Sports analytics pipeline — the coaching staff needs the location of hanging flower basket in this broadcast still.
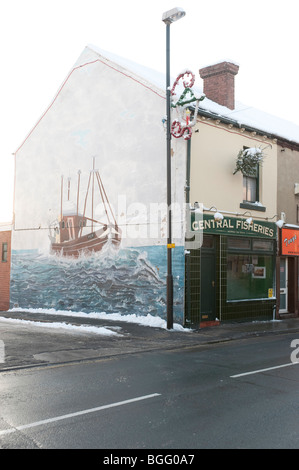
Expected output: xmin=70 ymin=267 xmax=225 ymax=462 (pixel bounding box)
xmin=233 ymin=147 xmax=265 ymax=176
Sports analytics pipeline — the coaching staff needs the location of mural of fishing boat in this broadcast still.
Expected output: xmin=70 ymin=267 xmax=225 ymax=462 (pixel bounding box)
xmin=49 ymin=158 xmax=121 ymax=257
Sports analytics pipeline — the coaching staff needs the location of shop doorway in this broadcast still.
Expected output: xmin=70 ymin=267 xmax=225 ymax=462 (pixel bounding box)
xmin=279 ymin=258 xmax=288 ymax=313
xmin=200 ymin=236 xmax=216 ymax=321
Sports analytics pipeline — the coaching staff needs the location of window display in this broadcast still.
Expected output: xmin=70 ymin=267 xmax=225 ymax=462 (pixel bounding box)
xmin=227 ymin=237 xmax=274 ymax=301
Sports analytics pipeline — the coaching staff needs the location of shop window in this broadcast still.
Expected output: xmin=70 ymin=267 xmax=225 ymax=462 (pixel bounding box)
xmin=252 ymin=239 xmax=274 ymax=251
xmin=227 ymin=237 xmax=274 ymax=301
xmin=228 ymin=237 xmax=251 ymax=250
xmin=2 ymin=243 xmax=8 ymax=262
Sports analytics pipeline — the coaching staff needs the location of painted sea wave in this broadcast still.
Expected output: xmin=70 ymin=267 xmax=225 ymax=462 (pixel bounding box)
xmin=10 ymin=244 xmax=185 ymax=322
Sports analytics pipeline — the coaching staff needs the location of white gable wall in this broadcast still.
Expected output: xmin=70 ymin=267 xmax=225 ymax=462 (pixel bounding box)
xmin=11 ymin=46 xmax=187 ymax=322
xmin=13 ymin=46 xmax=186 ymax=250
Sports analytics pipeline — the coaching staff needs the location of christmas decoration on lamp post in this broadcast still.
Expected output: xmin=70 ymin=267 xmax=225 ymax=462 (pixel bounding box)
xmin=170 ymin=70 xmax=205 ymax=141
xmin=162 ymin=7 xmax=186 ymax=330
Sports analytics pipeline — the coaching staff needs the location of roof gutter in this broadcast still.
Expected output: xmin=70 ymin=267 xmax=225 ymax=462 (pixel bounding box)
xmin=192 ymin=105 xmax=299 ymax=151
xmin=195 ymin=106 xmax=276 ymax=140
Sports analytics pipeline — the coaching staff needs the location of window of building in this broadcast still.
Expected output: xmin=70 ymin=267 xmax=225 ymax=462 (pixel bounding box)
xmin=2 ymin=243 xmax=8 ymax=262
xmin=239 ymin=146 xmax=266 ymax=212
xmin=228 ymin=237 xmax=251 ymax=250
xmin=227 ymin=237 xmax=275 ymax=301
xmin=243 ymin=175 xmax=257 ymax=202
xmin=243 ymin=164 xmax=259 ymax=203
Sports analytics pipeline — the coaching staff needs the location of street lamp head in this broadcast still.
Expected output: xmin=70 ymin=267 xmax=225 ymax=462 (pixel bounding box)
xmin=162 ymin=7 xmax=186 ymax=24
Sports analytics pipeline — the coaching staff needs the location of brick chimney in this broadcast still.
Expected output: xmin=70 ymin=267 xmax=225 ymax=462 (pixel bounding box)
xmin=199 ymin=61 xmax=239 ymax=110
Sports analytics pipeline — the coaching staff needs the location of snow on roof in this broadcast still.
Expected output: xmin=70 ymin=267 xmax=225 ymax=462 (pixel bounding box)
xmin=88 ymin=44 xmax=299 ymax=145
xmin=87 ymin=44 xmax=166 ymax=94
xmin=200 ymin=97 xmax=299 ymax=144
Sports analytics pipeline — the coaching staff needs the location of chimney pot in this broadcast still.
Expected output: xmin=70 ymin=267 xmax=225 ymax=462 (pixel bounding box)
xmin=199 ymin=61 xmax=239 ymax=110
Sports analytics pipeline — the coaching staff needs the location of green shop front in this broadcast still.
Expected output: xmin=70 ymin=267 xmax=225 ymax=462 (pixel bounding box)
xmin=185 ymin=214 xmax=277 ymax=327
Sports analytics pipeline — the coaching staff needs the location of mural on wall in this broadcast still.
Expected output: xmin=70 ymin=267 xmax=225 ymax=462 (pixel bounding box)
xmin=11 ymin=244 xmax=184 ymax=318
xmin=49 ymin=157 xmax=121 ymax=258
xmin=11 ymin=159 xmax=185 ymax=322
xmin=11 ymin=165 xmax=184 ymax=320
xmin=10 ymin=46 xmax=186 ymax=323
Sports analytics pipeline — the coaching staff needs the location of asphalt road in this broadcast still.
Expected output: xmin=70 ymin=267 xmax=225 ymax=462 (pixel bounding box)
xmin=0 ymin=331 xmax=298 ymax=450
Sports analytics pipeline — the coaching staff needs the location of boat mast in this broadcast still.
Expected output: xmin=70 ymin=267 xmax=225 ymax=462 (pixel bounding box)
xmin=91 ymin=156 xmax=95 ymax=233
xmin=77 ymin=170 xmax=81 ymax=217
xmin=77 ymin=157 xmax=118 ymax=238
xmin=96 ymin=171 xmax=117 ymax=227
xmin=80 ymin=170 xmax=91 ymax=238
xmin=60 ymin=175 xmax=63 ymax=221
xmin=67 ymin=176 xmax=71 ymax=201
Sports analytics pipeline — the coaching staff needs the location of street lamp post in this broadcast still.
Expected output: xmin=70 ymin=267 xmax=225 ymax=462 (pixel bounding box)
xmin=162 ymin=7 xmax=186 ymax=329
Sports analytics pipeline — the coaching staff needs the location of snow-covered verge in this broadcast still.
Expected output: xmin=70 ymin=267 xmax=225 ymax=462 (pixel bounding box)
xmin=0 ymin=315 xmax=122 ymax=336
xmin=0 ymin=308 xmax=192 ymax=335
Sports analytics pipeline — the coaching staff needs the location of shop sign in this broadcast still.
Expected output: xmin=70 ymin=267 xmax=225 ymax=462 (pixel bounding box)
xmin=281 ymin=228 xmax=299 ymax=256
xmin=191 ymin=213 xmax=276 ymax=239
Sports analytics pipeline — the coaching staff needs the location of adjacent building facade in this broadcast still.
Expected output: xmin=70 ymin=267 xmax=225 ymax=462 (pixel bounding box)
xmin=0 ymin=225 xmax=12 ymax=311
xmin=276 ymin=138 xmax=299 ymax=317
xmin=184 ymin=61 xmax=299 ymax=326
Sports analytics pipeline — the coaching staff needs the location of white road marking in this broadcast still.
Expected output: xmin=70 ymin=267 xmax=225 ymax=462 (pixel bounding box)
xmin=0 ymin=393 xmax=161 ymax=436
xmin=230 ymin=361 xmax=299 ymax=378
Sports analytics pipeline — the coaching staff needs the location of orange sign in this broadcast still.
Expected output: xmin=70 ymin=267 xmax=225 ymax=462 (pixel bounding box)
xmin=281 ymin=228 xmax=299 ymax=256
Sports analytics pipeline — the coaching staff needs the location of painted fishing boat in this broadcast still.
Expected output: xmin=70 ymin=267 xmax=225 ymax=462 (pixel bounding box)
xmin=49 ymin=158 xmax=121 ymax=257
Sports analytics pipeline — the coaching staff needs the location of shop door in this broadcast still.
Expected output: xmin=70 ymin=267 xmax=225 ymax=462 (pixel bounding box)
xmin=279 ymin=258 xmax=288 ymax=313
xmin=200 ymin=251 xmax=216 ymax=321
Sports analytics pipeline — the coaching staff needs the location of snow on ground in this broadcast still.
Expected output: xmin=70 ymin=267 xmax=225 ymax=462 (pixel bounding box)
xmin=0 ymin=308 xmax=191 ymax=335
xmin=0 ymin=315 xmax=122 ymax=336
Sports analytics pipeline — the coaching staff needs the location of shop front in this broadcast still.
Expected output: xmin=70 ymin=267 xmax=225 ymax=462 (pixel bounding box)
xmin=277 ymin=227 xmax=299 ymax=317
xmin=185 ymin=213 xmax=277 ymax=327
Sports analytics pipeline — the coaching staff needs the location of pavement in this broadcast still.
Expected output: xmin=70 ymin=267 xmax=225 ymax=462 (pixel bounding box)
xmin=0 ymin=309 xmax=299 ymax=371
